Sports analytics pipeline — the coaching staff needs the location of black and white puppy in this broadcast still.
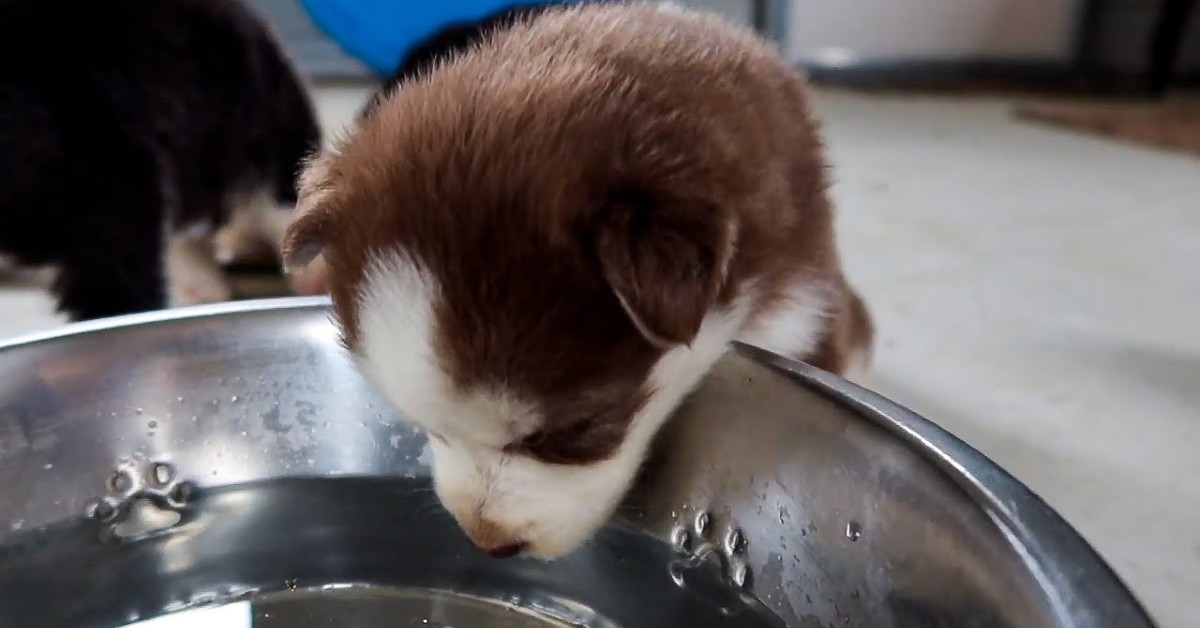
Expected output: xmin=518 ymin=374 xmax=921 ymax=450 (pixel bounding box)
xmin=0 ymin=0 xmax=320 ymax=320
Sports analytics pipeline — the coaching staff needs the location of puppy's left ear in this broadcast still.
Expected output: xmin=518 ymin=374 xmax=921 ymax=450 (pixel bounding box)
xmin=593 ymin=192 xmax=736 ymax=348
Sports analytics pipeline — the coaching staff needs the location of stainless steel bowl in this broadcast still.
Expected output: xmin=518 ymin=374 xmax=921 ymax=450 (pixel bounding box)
xmin=0 ymin=298 xmax=1154 ymax=628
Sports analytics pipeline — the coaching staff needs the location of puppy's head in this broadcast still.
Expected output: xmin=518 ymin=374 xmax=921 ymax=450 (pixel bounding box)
xmin=281 ymin=35 xmax=751 ymax=559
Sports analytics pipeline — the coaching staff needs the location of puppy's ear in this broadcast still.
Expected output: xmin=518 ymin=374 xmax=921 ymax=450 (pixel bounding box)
xmin=281 ymin=154 xmax=336 ymax=273
xmin=281 ymin=209 xmax=329 ymax=272
xmin=593 ymin=191 xmax=736 ymax=347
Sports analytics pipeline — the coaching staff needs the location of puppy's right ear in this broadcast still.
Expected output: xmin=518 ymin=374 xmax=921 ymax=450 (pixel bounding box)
xmin=281 ymin=210 xmax=328 ymax=273
xmin=593 ymin=190 xmax=736 ymax=348
xmin=282 ymin=153 xmax=336 ymax=273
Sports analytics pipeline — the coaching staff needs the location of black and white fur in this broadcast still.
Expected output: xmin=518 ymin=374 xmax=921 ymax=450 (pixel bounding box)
xmin=0 ymin=0 xmax=320 ymax=320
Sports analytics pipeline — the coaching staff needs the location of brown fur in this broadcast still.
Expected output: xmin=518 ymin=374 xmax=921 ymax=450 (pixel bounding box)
xmin=806 ymin=278 xmax=875 ymax=373
xmin=283 ymin=4 xmax=871 ymax=464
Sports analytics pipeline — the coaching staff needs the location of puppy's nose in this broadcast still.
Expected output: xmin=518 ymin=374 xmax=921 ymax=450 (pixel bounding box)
xmin=481 ymin=542 xmax=526 ymax=559
xmin=463 ymin=516 xmax=525 ymax=558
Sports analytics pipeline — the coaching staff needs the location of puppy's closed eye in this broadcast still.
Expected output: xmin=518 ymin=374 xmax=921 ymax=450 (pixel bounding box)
xmin=502 ymin=428 xmax=552 ymax=457
xmin=507 ymin=429 xmax=548 ymax=451
xmin=503 ymin=420 xmax=621 ymax=466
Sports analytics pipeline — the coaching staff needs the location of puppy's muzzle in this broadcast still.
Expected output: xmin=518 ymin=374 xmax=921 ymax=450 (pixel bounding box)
xmin=462 ymin=516 xmax=525 ymax=559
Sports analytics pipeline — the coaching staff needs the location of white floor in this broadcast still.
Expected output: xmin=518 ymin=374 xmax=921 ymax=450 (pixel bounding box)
xmin=5 ymin=86 xmax=1197 ymax=627
xmin=820 ymin=90 xmax=1199 ymax=628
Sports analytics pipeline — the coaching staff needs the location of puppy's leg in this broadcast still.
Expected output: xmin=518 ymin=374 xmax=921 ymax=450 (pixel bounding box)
xmin=803 ymin=281 xmax=875 ymax=379
xmin=53 ymin=228 xmax=168 ymax=321
xmin=212 ymin=206 xmax=274 ymax=266
xmin=250 ymin=193 xmax=296 ymax=257
xmin=165 ymin=235 xmax=233 ymax=306
xmin=216 ymin=187 xmax=296 ymax=264
xmin=48 ymin=146 xmax=173 ymax=320
xmin=250 ymin=190 xmax=331 ymax=295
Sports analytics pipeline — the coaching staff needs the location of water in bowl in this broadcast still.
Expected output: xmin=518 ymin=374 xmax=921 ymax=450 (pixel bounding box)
xmin=255 ymin=586 xmax=576 ymax=627
xmin=122 ymin=587 xmax=579 ymax=627
xmin=3 ymin=478 xmax=789 ymax=628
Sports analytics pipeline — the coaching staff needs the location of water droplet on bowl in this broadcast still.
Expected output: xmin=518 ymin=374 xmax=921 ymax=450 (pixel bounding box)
xmin=231 ymin=395 xmax=240 ymax=403
xmin=42 ymin=463 xmax=52 ymax=471
xmin=148 ymin=420 xmax=158 ymax=429
xmin=694 ymin=511 xmax=711 ymax=535
xmin=135 ymin=408 xmax=143 ymax=415
xmin=845 ymin=521 xmax=862 ymax=542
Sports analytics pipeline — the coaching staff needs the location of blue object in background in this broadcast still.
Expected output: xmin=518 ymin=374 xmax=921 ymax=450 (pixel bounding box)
xmin=296 ymin=0 xmax=580 ymax=76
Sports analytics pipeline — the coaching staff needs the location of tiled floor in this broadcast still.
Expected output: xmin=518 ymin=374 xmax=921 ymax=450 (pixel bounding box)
xmin=3 ymin=85 xmax=1197 ymax=627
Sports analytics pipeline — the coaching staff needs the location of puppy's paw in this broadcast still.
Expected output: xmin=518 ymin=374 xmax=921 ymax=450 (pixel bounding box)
xmin=213 ymin=220 xmax=274 ymax=266
xmin=166 ymin=237 xmax=234 ymax=306
xmin=169 ymin=271 xmax=233 ymax=306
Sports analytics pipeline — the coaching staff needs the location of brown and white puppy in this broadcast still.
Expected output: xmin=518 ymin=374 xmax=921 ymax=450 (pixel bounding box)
xmin=282 ymin=3 xmax=873 ymax=560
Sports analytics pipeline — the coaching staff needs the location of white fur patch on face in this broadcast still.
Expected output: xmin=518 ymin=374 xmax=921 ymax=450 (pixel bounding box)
xmin=737 ymin=278 xmax=831 ymax=360
xmin=434 ymin=292 xmax=753 ymax=559
xmin=355 ymin=247 xmax=755 ymax=559
xmin=355 ymin=249 xmax=539 ymax=445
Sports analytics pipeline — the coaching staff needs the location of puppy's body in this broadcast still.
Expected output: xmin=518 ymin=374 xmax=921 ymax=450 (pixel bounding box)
xmin=0 ymin=0 xmax=319 ymax=320
xmin=285 ymin=4 xmax=871 ymax=559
